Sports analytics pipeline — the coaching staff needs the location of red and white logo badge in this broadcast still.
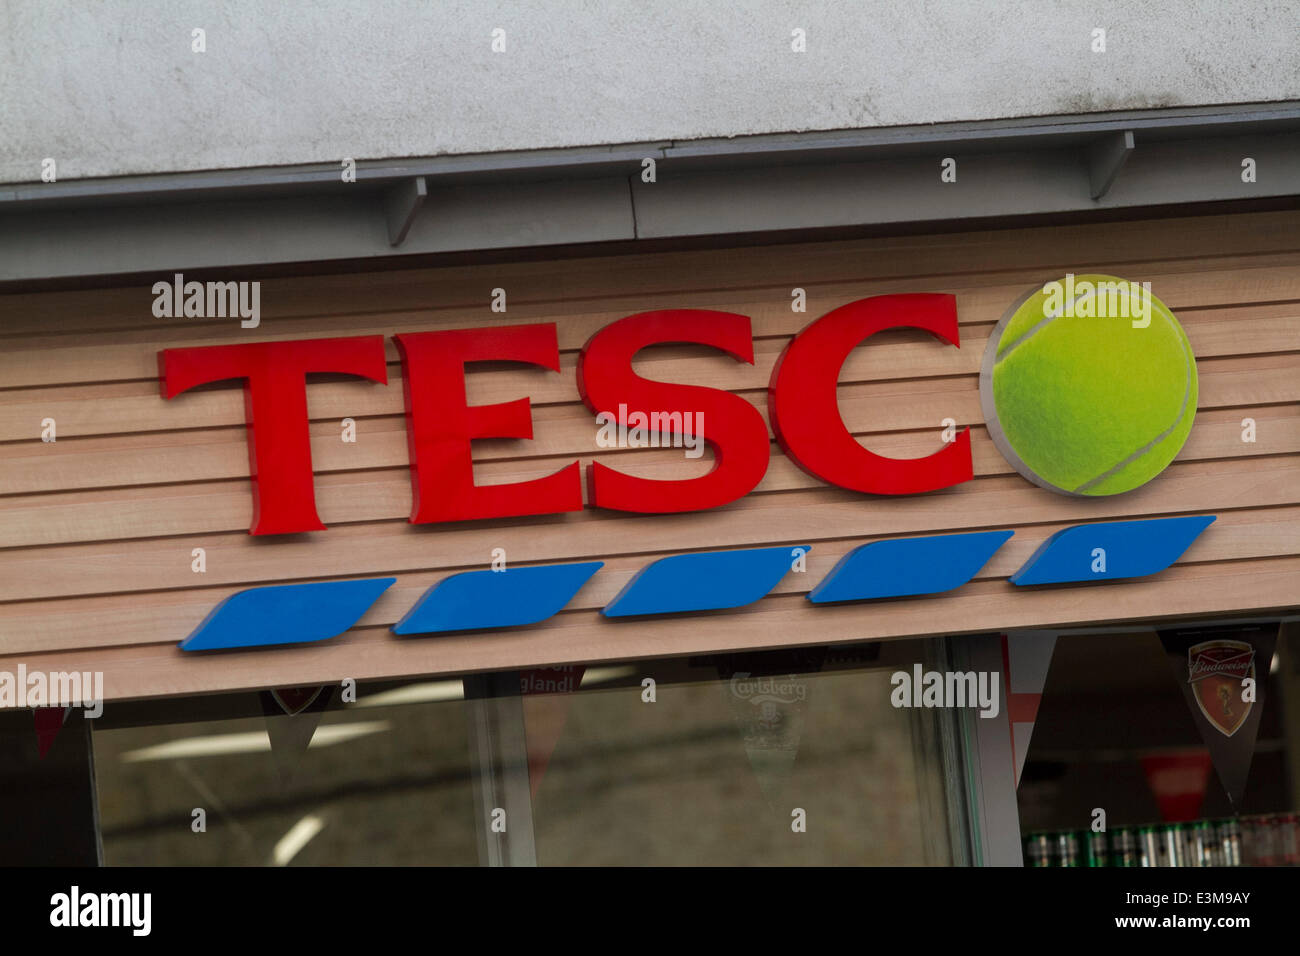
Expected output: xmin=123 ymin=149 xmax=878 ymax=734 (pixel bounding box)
xmin=1187 ymin=640 xmax=1255 ymax=738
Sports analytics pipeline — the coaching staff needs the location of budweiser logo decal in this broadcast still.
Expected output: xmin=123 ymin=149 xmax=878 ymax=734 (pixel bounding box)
xmin=1188 ymin=642 xmax=1255 ymax=682
xmin=1187 ymin=640 xmax=1256 ymax=738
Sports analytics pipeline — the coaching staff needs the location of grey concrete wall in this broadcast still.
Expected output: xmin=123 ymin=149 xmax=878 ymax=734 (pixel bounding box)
xmin=3 ymin=0 xmax=1299 ymax=184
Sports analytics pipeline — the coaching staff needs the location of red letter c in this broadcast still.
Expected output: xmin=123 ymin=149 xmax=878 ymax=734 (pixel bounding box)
xmin=769 ymin=294 xmax=972 ymax=494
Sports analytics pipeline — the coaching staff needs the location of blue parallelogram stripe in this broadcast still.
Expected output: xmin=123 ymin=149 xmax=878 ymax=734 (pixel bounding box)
xmin=808 ymin=530 xmax=1014 ymax=603
xmin=176 ymin=518 xmax=1214 ymax=652
xmin=1010 ymin=515 xmax=1215 ymax=586
xmin=393 ymin=561 xmax=603 ymax=635
xmin=603 ymin=546 xmax=809 ymax=617
xmin=180 ymin=577 xmax=395 ymax=651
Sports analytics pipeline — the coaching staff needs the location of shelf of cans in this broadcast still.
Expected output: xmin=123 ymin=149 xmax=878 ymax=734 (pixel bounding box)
xmin=1024 ymin=813 xmax=1300 ymax=867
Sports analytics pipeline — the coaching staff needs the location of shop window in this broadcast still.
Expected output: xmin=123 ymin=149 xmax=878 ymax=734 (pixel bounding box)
xmin=92 ymin=682 xmax=477 ymax=865
xmin=1018 ymin=622 xmax=1298 ymax=867
xmin=89 ymin=637 xmax=970 ymax=865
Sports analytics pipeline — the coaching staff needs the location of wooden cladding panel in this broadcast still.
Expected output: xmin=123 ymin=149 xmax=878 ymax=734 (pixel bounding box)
xmin=8 ymin=558 xmax=1300 ymax=704
xmin=0 ymin=209 xmax=1297 ymax=701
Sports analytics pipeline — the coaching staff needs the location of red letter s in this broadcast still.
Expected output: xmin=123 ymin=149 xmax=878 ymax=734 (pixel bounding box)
xmin=577 ymin=310 xmax=770 ymax=512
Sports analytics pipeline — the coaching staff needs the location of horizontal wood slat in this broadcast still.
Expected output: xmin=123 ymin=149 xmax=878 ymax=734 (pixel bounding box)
xmin=0 ymin=405 xmax=1295 ymax=548
xmin=1 ymin=301 xmax=1296 ymax=447
xmin=3 ymin=263 xmax=1298 ymax=395
xmin=0 ymin=503 xmax=1294 ymax=658
xmin=2 ymin=455 xmax=1294 ymax=605
xmin=5 ymin=556 xmax=1297 ymax=703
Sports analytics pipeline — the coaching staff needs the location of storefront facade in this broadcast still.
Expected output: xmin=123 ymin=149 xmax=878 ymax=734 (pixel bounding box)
xmin=5 ymin=208 xmax=1298 ymax=680
xmin=2 ymin=21 xmax=1299 ymax=859
xmin=2 ymin=195 xmax=1297 ymax=865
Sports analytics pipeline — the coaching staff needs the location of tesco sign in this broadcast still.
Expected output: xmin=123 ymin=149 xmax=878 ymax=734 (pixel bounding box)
xmin=159 ymin=293 xmax=971 ymax=536
xmin=159 ymin=276 xmax=1199 ymax=538
xmin=157 ymin=280 xmax=1216 ymax=649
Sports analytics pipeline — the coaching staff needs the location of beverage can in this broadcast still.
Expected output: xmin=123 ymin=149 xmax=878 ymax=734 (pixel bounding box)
xmin=1138 ymin=826 xmax=1161 ymax=867
xmin=1056 ymin=831 xmax=1080 ymax=867
xmin=1112 ymin=828 xmax=1138 ymax=867
xmin=1219 ymin=819 xmax=1243 ymax=867
xmin=1187 ymin=821 xmax=1212 ymax=867
xmin=1087 ymin=831 xmax=1109 ymax=867
xmin=1163 ymin=824 xmax=1187 ymax=867
xmin=1025 ymin=832 xmax=1053 ymax=867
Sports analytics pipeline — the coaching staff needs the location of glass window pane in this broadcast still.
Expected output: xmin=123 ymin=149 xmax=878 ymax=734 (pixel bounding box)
xmin=527 ymin=642 xmax=959 ymax=865
xmin=93 ymin=682 xmax=476 ymax=865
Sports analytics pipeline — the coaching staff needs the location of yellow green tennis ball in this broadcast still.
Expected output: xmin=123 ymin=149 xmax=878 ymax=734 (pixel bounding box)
xmin=979 ymin=275 xmax=1197 ymax=496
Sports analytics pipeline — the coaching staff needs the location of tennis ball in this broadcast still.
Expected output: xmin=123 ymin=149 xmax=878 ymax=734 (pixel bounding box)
xmin=979 ymin=274 xmax=1197 ymax=496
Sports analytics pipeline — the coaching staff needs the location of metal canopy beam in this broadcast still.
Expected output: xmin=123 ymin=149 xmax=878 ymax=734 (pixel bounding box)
xmin=1 ymin=103 xmax=1298 ymax=284
xmin=4 ymin=102 xmax=1297 ymax=209
xmin=626 ymin=131 xmax=1300 ymax=240
xmin=383 ymin=175 xmax=427 ymax=246
xmin=1088 ymin=130 xmax=1136 ymax=199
